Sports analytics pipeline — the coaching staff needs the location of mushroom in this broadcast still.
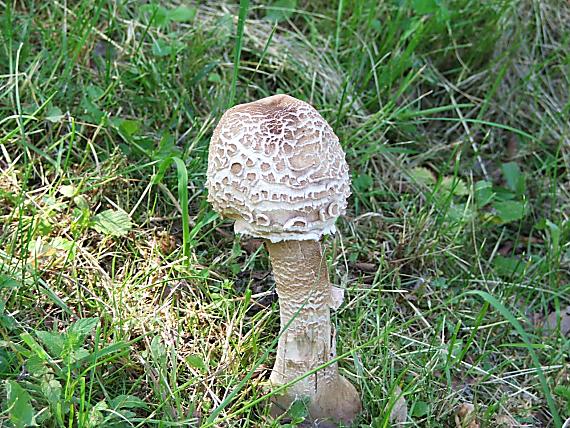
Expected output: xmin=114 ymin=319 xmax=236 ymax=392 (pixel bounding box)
xmin=206 ymin=94 xmax=361 ymax=425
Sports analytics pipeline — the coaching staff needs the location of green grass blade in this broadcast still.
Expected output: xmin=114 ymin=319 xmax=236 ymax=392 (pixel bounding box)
xmin=461 ymin=290 xmax=562 ymax=428
xmin=172 ymin=157 xmax=190 ymax=263
xmin=228 ymin=0 xmax=249 ymax=108
xmin=424 ymin=117 xmax=537 ymax=142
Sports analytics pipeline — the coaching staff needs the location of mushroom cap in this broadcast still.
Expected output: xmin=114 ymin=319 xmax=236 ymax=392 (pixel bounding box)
xmin=206 ymin=94 xmax=351 ymax=242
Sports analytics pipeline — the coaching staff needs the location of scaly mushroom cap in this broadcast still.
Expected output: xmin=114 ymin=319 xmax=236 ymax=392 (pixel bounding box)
xmin=206 ymin=94 xmax=351 ymax=242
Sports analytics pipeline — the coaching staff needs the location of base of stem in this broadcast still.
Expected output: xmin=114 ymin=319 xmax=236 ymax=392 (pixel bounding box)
xmin=269 ymin=374 xmax=361 ymax=426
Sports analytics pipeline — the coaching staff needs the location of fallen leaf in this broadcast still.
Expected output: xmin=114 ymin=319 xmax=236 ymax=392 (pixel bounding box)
xmin=409 ymin=166 xmax=436 ymax=186
xmin=329 ymin=286 xmax=344 ymax=310
xmin=455 ymin=403 xmax=479 ymax=428
xmin=242 ymin=239 xmax=263 ymax=254
xmin=389 ymin=386 xmax=407 ymax=426
xmin=506 ymin=135 xmax=518 ymax=160
xmin=441 ymin=176 xmax=469 ymax=196
xmin=352 ymin=262 xmax=377 ymax=273
xmin=156 ymin=231 xmax=177 ymax=254
xmin=498 ymin=241 xmax=514 ymax=256
xmin=91 ymin=208 xmax=133 ymax=237
xmin=58 ymin=184 xmax=76 ymax=197
xmin=544 ymin=305 xmax=570 ymax=336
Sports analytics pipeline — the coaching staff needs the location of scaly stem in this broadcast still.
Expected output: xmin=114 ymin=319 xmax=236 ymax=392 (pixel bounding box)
xmin=266 ymin=240 xmax=361 ymax=425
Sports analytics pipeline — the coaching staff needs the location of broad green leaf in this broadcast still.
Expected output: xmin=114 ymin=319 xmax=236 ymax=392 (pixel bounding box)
xmin=493 ymin=200 xmax=525 ymax=223
xmin=45 ymin=106 xmax=64 ymax=123
xmin=493 ymin=255 xmax=525 ymax=277
xmin=73 ymin=195 xmax=90 ymax=210
xmin=41 ymin=375 xmax=62 ymax=404
xmin=167 ymin=6 xmax=196 ymax=22
xmin=71 ymin=206 xmax=90 ymax=236
xmin=265 ymin=0 xmax=297 ymax=22
xmin=65 ymin=347 xmax=90 ymax=364
xmin=36 ymin=331 xmax=65 ymax=357
xmin=58 ymin=184 xmax=76 ymax=197
xmin=91 ymin=209 xmax=132 ymax=236
xmin=408 ymin=166 xmax=435 ymax=186
xmin=445 ymin=202 xmax=472 ymax=224
xmin=0 ymin=274 xmax=20 ymax=289
xmin=353 ymin=174 xmax=373 ymax=192
xmin=6 ymin=381 xmax=35 ymax=428
xmin=371 ymin=18 xmax=382 ymax=32
xmin=229 ymin=263 xmax=241 ymax=275
xmin=69 ymin=317 xmax=99 ymax=337
xmin=431 ymin=278 xmax=448 ymax=289
xmin=494 ymin=186 xmax=517 ymax=200
xmin=0 ymin=349 xmax=14 ymax=372
xmin=48 ymin=237 xmax=76 ymax=262
xmin=155 ymin=133 xmax=174 ymax=157
xmin=554 ymin=386 xmax=570 ymax=412
xmin=287 ymin=397 xmax=309 ymax=422
xmin=118 ymin=119 xmax=140 ymax=137
xmin=152 ymin=39 xmax=172 ymax=57
xmin=87 ymin=401 xmax=108 ymax=428
xmin=412 ymin=0 xmax=438 ymax=14
xmin=110 ymin=394 xmax=149 ymax=410
xmin=186 ymin=355 xmax=207 ymax=372
xmin=501 ymin=162 xmax=525 ymax=195
xmin=140 ymin=5 xmax=169 ymax=26
xmin=26 ymin=356 xmax=49 ymax=376
xmin=475 ymin=180 xmax=494 ymax=207
xmin=441 ymin=176 xmax=468 ymax=196
xmin=411 ymin=400 xmax=429 ymax=417
xmin=150 ymin=336 xmax=166 ymax=361
xmin=208 ymin=73 xmax=221 ymax=83
xmin=80 ymin=85 xmax=105 ymax=123
xmin=154 ymin=134 xmax=181 ymax=162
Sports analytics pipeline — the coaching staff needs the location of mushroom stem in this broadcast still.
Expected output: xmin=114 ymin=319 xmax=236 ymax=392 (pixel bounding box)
xmin=266 ymin=239 xmax=361 ymax=425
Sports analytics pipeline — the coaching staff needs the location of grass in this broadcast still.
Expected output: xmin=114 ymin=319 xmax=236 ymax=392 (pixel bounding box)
xmin=0 ymin=0 xmax=569 ymax=427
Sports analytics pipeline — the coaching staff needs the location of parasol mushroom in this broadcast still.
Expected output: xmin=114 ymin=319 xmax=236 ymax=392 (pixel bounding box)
xmin=206 ymin=94 xmax=361 ymax=425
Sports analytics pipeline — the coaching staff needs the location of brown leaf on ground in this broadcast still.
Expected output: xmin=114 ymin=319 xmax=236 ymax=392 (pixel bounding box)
xmin=498 ymin=241 xmax=514 ymax=256
xmin=352 ymin=261 xmax=377 ymax=273
xmin=389 ymin=386 xmax=407 ymax=426
xmin=544 ymin=305 xmax=570 ymax=336
xmin=506 ymin=135 xmax=518 ymax=159
xmin=455 ymin=403 xmax=480 ymax=428
xmin=156 ymin=231 xmax=177 ymax=255
xmin=242 ymin=238 xmax=263 ymax=254
xmin=329 ymin=286 xmax=344 ymax=311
